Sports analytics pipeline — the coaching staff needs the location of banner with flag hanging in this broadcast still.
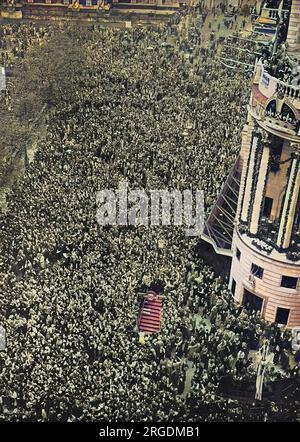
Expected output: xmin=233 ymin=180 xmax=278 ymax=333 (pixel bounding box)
xmin=137 ymin=292 xmax=163 ymax=334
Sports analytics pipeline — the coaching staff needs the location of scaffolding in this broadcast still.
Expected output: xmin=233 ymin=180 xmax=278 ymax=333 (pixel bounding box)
xmin=202 ymin=155 xmax=241 ymax=255
xmin=218 ymin=35 xmax=262 ymax=71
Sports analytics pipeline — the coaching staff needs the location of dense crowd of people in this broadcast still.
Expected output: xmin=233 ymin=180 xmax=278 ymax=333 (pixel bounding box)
xmin=0 ymin=12 xmax=299 ymax=422
xmin=0 ymin=23 xmax=50 ymax=110
xmin=0 ymin=23 xmax=49 ymax=69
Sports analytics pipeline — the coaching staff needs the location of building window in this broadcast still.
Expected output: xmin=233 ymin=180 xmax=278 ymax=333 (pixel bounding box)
xmin=275 ymin=307 xmax=290 ymax=325
xmin=266 ymin=99 xmax=276 ymax=117
xmin=231 ymin=278 xmax=236 ymax=296
xmin=281 ymin=104 xmax=296 ymax=125
xmin=243 ymin=289 xmax=263 ymax=313
xmin=236 ymin=248 xmax=241 ymax=261
xmin=281 ymin=276 xmax=298 ymax=289
xmin=269 ymin=141 xmax=283 ymax=173
xmin=251 ymin=263 xmax=264 ymax=279
xmin=263 ymin=197 xmax=273 ymax=218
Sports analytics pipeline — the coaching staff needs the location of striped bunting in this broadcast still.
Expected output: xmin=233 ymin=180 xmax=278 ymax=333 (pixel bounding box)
xmin=138 ymin=292 xmax=163 ymax=333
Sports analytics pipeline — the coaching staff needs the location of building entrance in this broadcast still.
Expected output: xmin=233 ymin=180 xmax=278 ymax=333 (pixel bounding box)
xmin=243 ymin=289 xmax=263 ymax=313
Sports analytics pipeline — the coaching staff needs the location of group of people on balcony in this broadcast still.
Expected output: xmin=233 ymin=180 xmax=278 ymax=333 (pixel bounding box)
xmin=261 ymin=42 xmax=300 ymax=87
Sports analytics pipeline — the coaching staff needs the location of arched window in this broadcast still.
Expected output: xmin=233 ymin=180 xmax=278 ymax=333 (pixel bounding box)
xmin=266 ymin=100 xmax=276 ymax=117
xmin=281 ymin=103 xmax=296 ymax=124
xmin=266 ymin=101 xmax=297 ymax=125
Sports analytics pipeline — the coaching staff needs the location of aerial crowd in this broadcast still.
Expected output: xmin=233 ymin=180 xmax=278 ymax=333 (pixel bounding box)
xmin=0 ymin=9 xmax=299 ymax=422
xmin=0 ymin=23 xmax=49 ymax=69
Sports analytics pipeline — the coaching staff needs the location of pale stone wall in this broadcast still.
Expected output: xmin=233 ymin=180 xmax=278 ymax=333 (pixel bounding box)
xmin=236 ymin=117 xmax=256 ymax=222
xmin=230 ymin=232 xmax=300 ymax=327
xmin=287 ymin=0 xmax=300 ymax=55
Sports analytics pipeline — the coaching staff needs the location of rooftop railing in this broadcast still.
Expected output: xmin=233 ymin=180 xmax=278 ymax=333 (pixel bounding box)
xmin=261 ymin=6 xmax=289 ymax=20
xmin=276 ymin=80 xmax=300 ymax=99
xmin=256 ymin=61 xmax=300 ymax=100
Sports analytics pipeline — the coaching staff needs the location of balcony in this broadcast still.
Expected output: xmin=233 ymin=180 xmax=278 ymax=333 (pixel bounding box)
xmin=252 ymin=217 xmax=280 ymax=253
xmin=238 ymin=229 xmax=300 ymax=264
xmin=250 ymin=61 xmax=300 ymax=140
xmin=260 ymin=6 xmax=289 ymax=21
xmin=276 ymin=80 xmax=300 ymax=99
xmin=254 ymin=61 xmax=300 ymax=101
xmin=254 ymin=3 xmax=290 ymax=36
xmin=239 ymin=218 xmax=300 ymax=262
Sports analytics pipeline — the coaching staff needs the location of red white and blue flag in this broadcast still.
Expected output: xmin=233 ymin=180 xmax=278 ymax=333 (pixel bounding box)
xmin=137 ymin=292 xmax=163 ymax=334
